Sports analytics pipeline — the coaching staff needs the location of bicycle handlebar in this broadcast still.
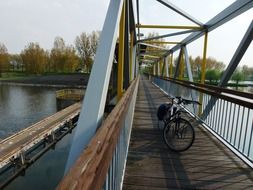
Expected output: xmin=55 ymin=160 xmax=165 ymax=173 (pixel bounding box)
xmin=175 ymin=96 xmax=201 ymax=105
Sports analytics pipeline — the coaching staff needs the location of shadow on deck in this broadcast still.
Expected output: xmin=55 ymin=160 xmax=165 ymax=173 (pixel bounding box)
xmin=123 ymin=77 xmax=253 ymax=189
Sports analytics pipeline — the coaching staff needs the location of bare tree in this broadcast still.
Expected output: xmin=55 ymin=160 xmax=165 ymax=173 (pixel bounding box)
xmin=0 ymin=43 xmax=9 ymax=76
xmin=75 ymin=31 xmax=100 ymax=73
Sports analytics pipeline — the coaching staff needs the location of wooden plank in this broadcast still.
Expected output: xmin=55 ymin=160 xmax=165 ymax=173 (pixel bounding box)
xmin=123 ymin=76 xmax=253 ymax=189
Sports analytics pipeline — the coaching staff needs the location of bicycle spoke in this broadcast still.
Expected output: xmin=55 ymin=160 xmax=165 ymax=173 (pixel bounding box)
xmin=163 ymin=118 xmax=195 ymax=152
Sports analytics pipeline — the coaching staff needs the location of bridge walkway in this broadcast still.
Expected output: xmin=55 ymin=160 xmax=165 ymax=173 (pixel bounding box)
xmin=123 ymin=77 xmax=253 ymax=189
xmin=0 ymin=102 xmax=81 ymax=169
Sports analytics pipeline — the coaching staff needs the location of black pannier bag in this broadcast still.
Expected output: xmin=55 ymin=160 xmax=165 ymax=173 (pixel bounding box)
xmin=157 ymin=103 xmax=172 ymax=121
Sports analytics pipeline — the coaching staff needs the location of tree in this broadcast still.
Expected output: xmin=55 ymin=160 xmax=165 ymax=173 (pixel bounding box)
xmin=50 ymin=37 xmax=66 ymax=72
xmin=21 ymin=42 xmax=48 ymax=74
xmin=9 ymin=54 xmax=23 ymax=71
xmin=205 ymin=69 xmax=221 ymax=83
xmin=63 ymin=46 xmax=79 ymax=72
xmin=75 ymin=31 xmax=100 ymax=72
xmin=0 ymin=43 xmax=9 ymax=76
xmin=191 ymin=56 xmax=225 ymax=80
xmin=242 ymin=65 xmax=253 ymax=80
xmin=232 ymin=69 xmax=244 ymax=85
xmin=50 ymin=37 xmax=79 ymax=73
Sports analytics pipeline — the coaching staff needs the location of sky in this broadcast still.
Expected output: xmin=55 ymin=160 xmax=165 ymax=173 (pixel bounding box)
xmin=0 ymin=0 xmax=252 ymax=67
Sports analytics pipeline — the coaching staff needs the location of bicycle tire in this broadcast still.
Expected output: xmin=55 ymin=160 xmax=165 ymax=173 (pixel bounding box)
xmin=163 ymin=118 xmax=195 ymax=152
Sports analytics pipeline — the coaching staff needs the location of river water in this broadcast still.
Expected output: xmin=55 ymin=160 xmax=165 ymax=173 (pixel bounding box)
xmin=1 ymin=81 xmax=252 ymax=189
xmin=0 ymin=84 xmax=74 ymax=190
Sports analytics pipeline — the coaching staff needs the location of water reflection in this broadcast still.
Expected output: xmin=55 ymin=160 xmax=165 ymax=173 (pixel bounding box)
xmin=5 ymin=133 xmax=74 ymax=190
xmin=0 ymin=84 xmax=73 ymax=190
xmin=0 ymin=84 xmax=57 ymax=139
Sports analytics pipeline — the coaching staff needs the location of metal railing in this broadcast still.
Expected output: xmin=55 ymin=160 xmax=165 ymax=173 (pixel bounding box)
xmin=56 ymin=89 xmax=84 ymax=101
xmin=57 ymin=76 xmax=139 ymax=190
xmin=150 ymin=75 xmax=253 ymax=167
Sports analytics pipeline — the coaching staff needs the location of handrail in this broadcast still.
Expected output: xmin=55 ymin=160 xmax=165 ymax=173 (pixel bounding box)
xmin=147 ymin=74 xmax=253 ymax=100
xmin=150 ymin=74 xmax=253 ymax=109
xmin=163 ymin=76 xmax=253 ymax=99
xmin=150 ymin=74 xmax=253 ymax=166
xmin=57 ymin=76 xmax=139 ymax=190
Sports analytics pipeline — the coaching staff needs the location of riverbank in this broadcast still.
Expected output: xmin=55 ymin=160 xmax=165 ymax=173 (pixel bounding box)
xmin=0 ymin=73 xmax=89 ymax=88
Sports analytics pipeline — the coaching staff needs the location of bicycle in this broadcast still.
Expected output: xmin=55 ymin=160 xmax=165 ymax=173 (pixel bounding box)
xmin=157 ymin=96 xmax=200 ymax=152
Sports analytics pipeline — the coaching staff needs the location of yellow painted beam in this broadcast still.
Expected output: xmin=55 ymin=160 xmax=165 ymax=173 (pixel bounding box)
xmin=129 ymin=31 xmax=134 ymax=81
xmin=144 ymin=55 xmax=160 ymax=59
xmin=136 ymin=24 xmax=202 ymax=30
xmin=146 ymin=41 xmax=181 ymax=44
xmin=169 ymin=53 xmax=173 ymax=77
xmin=199 ymin=32 xmax=208 ymax=115
xmin=117 ymin=2 xmax=125 ymax=102
xmin=139 ymin=49 xmax=167 ymax=52
xmin=200 ymin=32 xmax=208 ymax=84
xmin=156 ymin=62 xmax=159 ymax=76
xmin=159 ymin=60 xmax=163 ymax=76
xmin=139 ymin=57 xmax=155 ymax=60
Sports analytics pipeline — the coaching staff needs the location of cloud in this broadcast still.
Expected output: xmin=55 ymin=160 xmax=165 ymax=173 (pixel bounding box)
xmin=0 ymin=0 xmax=252 ymax=67
xmin=0 ymin=0 xmax=110 ymax=53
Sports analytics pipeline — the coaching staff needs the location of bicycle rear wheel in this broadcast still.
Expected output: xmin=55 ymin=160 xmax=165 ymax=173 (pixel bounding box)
xmin=163 ymin=118 xmax=195 ymax=152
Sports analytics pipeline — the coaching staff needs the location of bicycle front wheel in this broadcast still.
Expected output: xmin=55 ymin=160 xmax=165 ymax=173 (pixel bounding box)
xmin=163 ymin=118 xmax=195 ymax=152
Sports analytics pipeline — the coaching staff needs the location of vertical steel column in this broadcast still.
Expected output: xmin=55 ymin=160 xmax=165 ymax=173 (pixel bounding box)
xmin=183 ymin=45 xmax=197 ymax=112
xmin=117 ymin=1 xmax=125 ymax=101
xmin=153 ymin=64 xmax=155 ymax=75
xmin=65 ymin=0 xmax=124 ymax=173
xmin=123 ymin=0 xmax=130 ymax=88
xmin=132 ymin=45 xmax=137 ymax=79
xmin=183 ymin=46 xmax=193 ymax=82
xmin=179 ymin=47 xmax=184 ymax=80
xmin=200 ymin=31 xmax=208 ymax=84
xmin=129 ymin=31 xmax=134 ymax=81
xmin=199 ymin=31 xmax=208 ymax=115
xmin=165 ymin=56 xmax=169 ymax=77
xmin=173 ymin=48 xmax=182 ymax=79
xmin=160 ymin=60 xmax=163 ymax=76
xmin=170 ymin=53 xmax=173 ymax=77
xmin=157 ymin=62 xmax=160 ymax=76
xmin=136 ymin=0 xmax=140 ymax=41
xmin=135 ymin=49 xmax=139 ymax=76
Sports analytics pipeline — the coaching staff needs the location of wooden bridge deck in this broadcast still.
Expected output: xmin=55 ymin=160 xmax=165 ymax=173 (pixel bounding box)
xmin=123 ymin=77 xmax=253 ymax=189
